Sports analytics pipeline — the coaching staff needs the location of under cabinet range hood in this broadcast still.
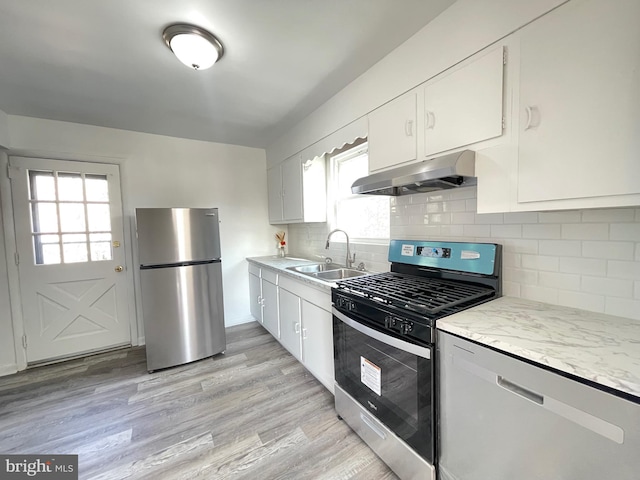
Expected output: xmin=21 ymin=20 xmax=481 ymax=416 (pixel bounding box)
xmin=352 ymin=150 xmax=476 ymax=196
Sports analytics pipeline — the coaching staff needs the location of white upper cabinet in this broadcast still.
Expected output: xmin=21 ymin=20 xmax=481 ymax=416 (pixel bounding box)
xmin=517 ymin=0 xmax=640 ymax=206
xmin=268 ymin=154 xmax=326 ymax=224
xmin=424 ymin=46 xmax=505 ymax=157
xmin=368 ymin=92 xmax=417 ymax=172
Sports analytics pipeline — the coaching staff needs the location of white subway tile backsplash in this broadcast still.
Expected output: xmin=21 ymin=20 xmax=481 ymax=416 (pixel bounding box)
xmin=561 ymin=223 xmax=609 ymax=240
xmin=463 ymin=225 xmax=491 ymax=237
xmin=475 ymin=213 xmax=504 ymax=224
xmin=502 ymin=239 xmax=538 ymax=255
xmin=504 ymin=212 xmax=538 ymax=224
xmin=539 ymin=271 xmax=581 ymax=291
xmin=523 ymin=224 xmax=562 ymax=239
xmin=490 ymin=224 xmax=522 ymax=238
xmin=610 ymin=223 xmax=640 ymax=241
xmin=582 ymin=208 xmax=636 ymax=223
xmin=582 ymin=241 xmax=635 ymax=260
xmin=502 ymin=281 xmax=521 ymax=297
xmin=451 ymin=212 xmax=475 ymax=224
xmin=605 ymin=298 xmax=640 ymax=321
xmin=582 ymin=276 xmax=633 ymax=298
xmin=557 ymin=291 xmax=605 ymax=312
xmin=558 ymin=257 xmax=606 ymax=276
xmin=538 ymin=211 xmax=582 ymax=223
xmin=521 ymin=254 xmax=559 ymax=272
xmin=443 ymin=199 xmax=467 ymax=212
xmin=607 ymin=261 xmax=640 ymax=280
xmin=504 ymin=267 xmax=538 ymax=285
xmin=426 ymin=203 xmax=442 ymax=213
xmin=520 ymin=285 xmax=559 ymax=304
xmin=502 ymin=252 xmax=521 ymax=268
xmin=539 ymin=240 xmax=582 ymax=257
xmin=291 ymin=189 xmax=640 ymax=322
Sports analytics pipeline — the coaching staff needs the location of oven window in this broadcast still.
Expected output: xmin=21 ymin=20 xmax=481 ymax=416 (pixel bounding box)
xmin=334 ymin=315 xmax=434 ymax=463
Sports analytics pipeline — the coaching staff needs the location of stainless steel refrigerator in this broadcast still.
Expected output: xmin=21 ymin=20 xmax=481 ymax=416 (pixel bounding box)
xmin=135 ymin=207 xmax=226 ymax=372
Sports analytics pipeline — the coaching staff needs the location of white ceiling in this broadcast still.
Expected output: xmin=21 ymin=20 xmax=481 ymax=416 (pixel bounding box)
xmin=0 ymin=0 xmax=455 ymax=148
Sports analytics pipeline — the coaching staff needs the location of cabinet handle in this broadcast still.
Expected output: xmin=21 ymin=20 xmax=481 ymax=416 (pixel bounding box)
xmin=425 ymin=111 xmax=435 ymax=129
xmin=497 ymin=376 xmax=544 ymax=405
xmin=294 ymin=322 xmax=300 ymax=334
xmin=404 ymin=120 xmax=414 ymax=136
xmin=257 ymin=295 xmax=262 ymax=305
xmin=302 ymin=328 xmax=308 ymax=339
xmin=261 ymin=298 xmax=265 ymax=307
xmin=524 ymin=105 xmax=540 ymax=130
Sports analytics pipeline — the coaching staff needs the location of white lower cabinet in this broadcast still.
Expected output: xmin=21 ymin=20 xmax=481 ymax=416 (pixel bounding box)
xmin=300 ymin=299 xmax=334 ymax=392
xmin=279 ymin=287 xmax=302 ymax=360
xmin=248 ymin=264 xmax=335 ymax=393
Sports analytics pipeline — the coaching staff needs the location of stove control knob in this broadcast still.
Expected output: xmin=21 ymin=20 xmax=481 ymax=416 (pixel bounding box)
xmin=349 ymin=301 xmax=356 ymax=312
xmin=400 ymin=322 xmax=414 ymax=335
xmin=384 ymin=315 xmax=392 ymax=328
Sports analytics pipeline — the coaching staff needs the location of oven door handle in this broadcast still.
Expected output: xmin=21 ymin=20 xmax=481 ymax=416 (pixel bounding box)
xmin=333 ymin=308 xmax=431 ymax=359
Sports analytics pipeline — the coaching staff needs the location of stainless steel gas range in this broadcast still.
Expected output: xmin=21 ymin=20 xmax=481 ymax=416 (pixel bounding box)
xmin=332 ymin=240 xmax=502 ymax=480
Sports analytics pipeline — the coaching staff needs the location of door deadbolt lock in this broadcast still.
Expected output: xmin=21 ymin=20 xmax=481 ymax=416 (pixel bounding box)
xmin=115 ymin=265 xmax=124 ymax=273
xmin=112 ymin=241 xmax=121 ymax=248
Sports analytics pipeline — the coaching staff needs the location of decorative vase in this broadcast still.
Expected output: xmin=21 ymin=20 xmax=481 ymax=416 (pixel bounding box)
xmin=277 ymin=245 xmax=286 ymax=257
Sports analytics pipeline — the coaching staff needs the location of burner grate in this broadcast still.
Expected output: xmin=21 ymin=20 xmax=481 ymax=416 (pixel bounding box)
xmin=337 ymin=272 xmax=495 ymax=315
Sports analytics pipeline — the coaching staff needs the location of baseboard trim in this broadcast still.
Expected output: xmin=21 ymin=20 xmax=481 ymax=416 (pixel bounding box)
xmin=225 ymin=315 xmax=257 ymax=327
xmin=0 ymin=363 xmax=19 ymax=377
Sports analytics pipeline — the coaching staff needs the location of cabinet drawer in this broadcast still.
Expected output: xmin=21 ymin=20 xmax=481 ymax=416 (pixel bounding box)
xmin=248 ymin=263 xmax=261 ymax=277
xmin=261 ymin=268 xmax=278 ymax=284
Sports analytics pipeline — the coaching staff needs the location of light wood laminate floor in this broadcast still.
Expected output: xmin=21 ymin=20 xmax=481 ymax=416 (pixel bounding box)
xmin=0 ymin=322 xmax=398 ymax=480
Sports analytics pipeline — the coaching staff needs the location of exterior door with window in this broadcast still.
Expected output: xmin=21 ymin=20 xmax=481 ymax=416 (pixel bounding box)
xmin=9 ymin=157 xmax=131 ymax=363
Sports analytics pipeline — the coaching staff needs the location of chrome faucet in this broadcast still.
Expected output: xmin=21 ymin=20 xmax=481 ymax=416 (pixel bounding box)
xmin=325 ymin=229 xmax=355 ymax=268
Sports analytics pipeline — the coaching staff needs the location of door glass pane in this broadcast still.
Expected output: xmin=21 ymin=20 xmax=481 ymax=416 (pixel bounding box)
xmin=32 ymin=203 xmax=58 ymax=233
xmin=29 ymin=171 xmax=56 ymax=201
xmin=57 ymin=172 xmax=84 ymax=201
xmin=59 ymin=203 xmax=86 ymax=232
xmin=90 ymin=241 xmax=112 ymax=261
xmin=85 ymin=175 xmax=109 ymax=202
xmin=87 ymin=204 xmax=111 ymax=232
xmin=41 ymin=244 xmax=62 ymax=265
xmin=62 ymin=235 xmax=88 ymax=263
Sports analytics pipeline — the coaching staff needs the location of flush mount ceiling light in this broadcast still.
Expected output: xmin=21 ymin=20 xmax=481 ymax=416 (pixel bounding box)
xmin=162 ymin=24 xmax=224 ymax=71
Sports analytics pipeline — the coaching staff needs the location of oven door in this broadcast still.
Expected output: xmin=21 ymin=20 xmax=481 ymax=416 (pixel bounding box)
xmin=333 ymin=307 xmax=435 ymax=464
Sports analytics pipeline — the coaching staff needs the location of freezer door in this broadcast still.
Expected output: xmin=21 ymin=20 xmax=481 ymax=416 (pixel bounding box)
xmin=136 ymin=207 xmax=221 ymax=265
xmin=140 ymin=261 xmax=226 ymax=371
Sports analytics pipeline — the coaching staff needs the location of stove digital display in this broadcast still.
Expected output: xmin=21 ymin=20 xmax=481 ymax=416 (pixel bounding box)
xmin=417 ymin=246 xmax=451 ymax=259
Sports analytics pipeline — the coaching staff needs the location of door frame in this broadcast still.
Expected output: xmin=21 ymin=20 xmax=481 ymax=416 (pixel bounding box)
xmin=0 ymin=152 xmax=138 ymax=372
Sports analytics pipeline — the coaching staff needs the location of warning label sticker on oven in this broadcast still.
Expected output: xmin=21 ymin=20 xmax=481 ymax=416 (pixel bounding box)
xmin=361 ymin=356 xmax=382 ymax=396
xmin=461 ymin=250 xmax=481 ymax=259
xmin=401 ymin=244 xmax=415 ymax=256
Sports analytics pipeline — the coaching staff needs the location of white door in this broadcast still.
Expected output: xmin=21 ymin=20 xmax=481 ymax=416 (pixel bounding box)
xmin=9 ymin=157 xmax=131 ymax=364
xmin=261 ymin=279 xmax=279 ymax=338
xmin=301 ymin=300 xmax=334 ymax=392
xmin=281 ymin=156 xmax=303 ymax=222
xmin=278 ymin=288 xmax=301 ymax=360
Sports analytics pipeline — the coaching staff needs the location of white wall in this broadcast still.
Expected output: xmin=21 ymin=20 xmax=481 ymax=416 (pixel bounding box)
xmin=1 ymin=115 xmax=273 ymax=374
xmin=266 ymin=0 xmax=567 ymax=166
xmin=0 ymin=109 xmax=9 ymax=148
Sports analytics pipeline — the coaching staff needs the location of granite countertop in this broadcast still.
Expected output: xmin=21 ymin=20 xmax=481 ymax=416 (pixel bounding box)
xmin=437 ymin=296 xmax=640 ymax=399
xmin=246 ymin=256 xmax=337 ymax=291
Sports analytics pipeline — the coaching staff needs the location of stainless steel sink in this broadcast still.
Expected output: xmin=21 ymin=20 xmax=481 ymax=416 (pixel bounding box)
xmin=286 ymin=263 xmax=369 ymax=282
xmin=313 ymin=269 xmax=368 ymax=281
xmin=287 ymin=263 xmax=344 ymax=274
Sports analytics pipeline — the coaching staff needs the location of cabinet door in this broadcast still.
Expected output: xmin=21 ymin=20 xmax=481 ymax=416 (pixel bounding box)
xmin=267 ymin=166 xmax=283 ymax=223
xmin=368 ymin=92 xmax=417 ymax=172
xmin=424 ymin=46 xmax=504 ymax=156
xmin=278 ymin=288 xmax=301 ymax=360
xmin=281 ymin=156 xmax=303 ymax=221
xmin=261 ymin=279 xmax=279 ymax=338
xmin=517 ymin=0 xmax=640 ymax=203
xmin=248 ymin=272 xmax=262 ymax=322
xmin=301 ymin=300 xmax=334 ymax=392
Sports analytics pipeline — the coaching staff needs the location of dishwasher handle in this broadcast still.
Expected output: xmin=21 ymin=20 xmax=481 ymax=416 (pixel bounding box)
xmin=497 ymin=376 xmax=544 ymax=405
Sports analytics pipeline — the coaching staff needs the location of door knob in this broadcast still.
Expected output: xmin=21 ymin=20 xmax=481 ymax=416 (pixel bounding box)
xmin=115 ymin=265 xmax=124 ymax=272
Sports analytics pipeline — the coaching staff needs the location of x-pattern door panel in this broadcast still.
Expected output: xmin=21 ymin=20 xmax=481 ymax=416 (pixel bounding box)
xmin=10 ymin=157 xmax=131 ymax=363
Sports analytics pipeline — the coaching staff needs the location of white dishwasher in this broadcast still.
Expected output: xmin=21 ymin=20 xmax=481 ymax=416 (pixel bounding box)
xmin=437 ymin=331 xmax=639 ymax=480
